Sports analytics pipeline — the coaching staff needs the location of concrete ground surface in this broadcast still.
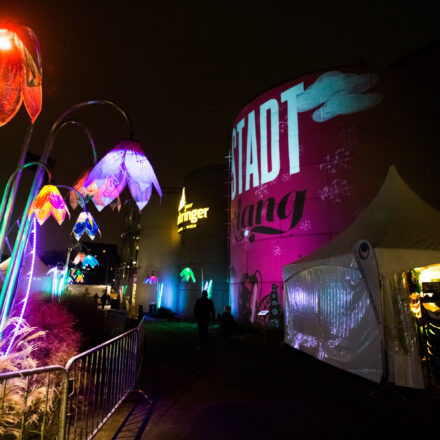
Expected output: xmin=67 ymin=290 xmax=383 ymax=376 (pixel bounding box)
xmin=98 ymin=319 xmax=440 ymax=439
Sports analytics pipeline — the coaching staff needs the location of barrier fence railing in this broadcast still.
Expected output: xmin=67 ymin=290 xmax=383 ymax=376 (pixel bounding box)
xmin=0 ymin=317 xmax=145 ymax=440
xmin=0 ymin=365 xmax=69 ymax=439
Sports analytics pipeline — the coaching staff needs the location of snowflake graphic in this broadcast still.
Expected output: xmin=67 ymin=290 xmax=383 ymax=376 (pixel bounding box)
xmin=319 ymin=146 xmax=352 ymax=174
xmin=281 ymin=172 xmax=291 ymax=182
xmin=319 ymin=179 xmax=351 ymax=202
xmin=339 ymin=125 xmax=358 ymax=149
xmin=273 ymin=243 xmax=282 ymax=256
xmin=299 ymin=219 xmax=312 ymax=232
xmin=255 ymin=184 xmax=269 ymax=199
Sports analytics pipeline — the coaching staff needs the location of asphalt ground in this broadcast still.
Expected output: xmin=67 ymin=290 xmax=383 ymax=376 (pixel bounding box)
xmin=101 ymin=319 xmax=440 ymax=439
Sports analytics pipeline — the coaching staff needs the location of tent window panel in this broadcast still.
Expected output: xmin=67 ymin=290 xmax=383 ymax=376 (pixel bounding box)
xmin=285 ymin=264 xmax=382 ymax=382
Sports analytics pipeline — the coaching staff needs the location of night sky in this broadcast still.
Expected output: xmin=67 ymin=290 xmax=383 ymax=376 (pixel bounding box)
xmin=1 ymin=1 xmax=439 ymax=258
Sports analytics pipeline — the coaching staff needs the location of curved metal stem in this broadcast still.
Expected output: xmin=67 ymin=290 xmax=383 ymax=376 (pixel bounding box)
xmin=56 ymin=184 xmax=87 ymax=211
xmin=0 ymin=100 xmax=132 ymax=336
xmin=20 ymin=26 xmax=43 ymax=83
xmin=4 ymin=162 xmax=52 ymax=193
xmin=53 ymin=120 xmax=98 ymax=164
xmin=0 ymin=122 xmax=35 ymax=263
xmin=47 ymin=100 xmax=133 ymax=148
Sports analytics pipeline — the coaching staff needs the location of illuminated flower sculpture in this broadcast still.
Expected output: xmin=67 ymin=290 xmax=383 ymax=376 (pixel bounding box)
xmin=84 ymin=140 xmax=162 ymax=211
xmin=73 ymin=252 xmax=86 ymax=265
xmin=70 ymin=268 xmax=84 ymax=283
xmin=70 ymin=167 xmax=122 ymax=212
xmin=82 ymin=254 xmax=99 ymax=269
xmin=29 ymin=185 xmax=70 ymax=225
xmin=72 ymin=211 xmax=100 ymax=241
xmin=69 ymin=167 xmax=100 ymax=209
xmin=72 ymin=268 xmax=84 ymax=283
xmin=144 ymin=273 xmax=157 ymax=285
xmin=0 ymin=28 xmax=42 ymax=126
xmin=180 ymin=267 xmax=196 ymax=283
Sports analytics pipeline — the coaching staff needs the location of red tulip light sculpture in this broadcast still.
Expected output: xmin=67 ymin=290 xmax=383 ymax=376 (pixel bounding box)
xmin=84 ymin=140 xmax=162 ymax=211
xmin=0 ymin=27 xmax=42 ymax=126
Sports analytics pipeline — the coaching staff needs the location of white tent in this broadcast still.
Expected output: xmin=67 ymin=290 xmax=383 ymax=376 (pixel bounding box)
xmin=1 ymin=255 xmax=51 ymax=295
xmin=283 ymin=166 xmax=440 ymax=388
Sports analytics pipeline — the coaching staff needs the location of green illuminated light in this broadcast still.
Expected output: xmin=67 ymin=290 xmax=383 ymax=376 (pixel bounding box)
xmin=180 ymin=267 xmax=196 ymax=283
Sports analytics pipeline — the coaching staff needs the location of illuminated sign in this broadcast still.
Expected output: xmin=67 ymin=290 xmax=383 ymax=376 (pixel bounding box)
xmin=177 ymin=187 xmax=209 ymax=233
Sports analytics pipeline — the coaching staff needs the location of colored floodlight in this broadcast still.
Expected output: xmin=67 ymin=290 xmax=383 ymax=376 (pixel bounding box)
xmin=203 ymin=279 xmax=213 ymax=298
xmin=83 ymin=139 xmax=162 ymax=211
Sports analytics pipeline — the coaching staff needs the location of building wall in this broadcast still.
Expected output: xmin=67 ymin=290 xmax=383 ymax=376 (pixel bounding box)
xmin=134 ymin=165 xmax=228 ymax=318
xmin=178 ymin=165 xmax=228 ymax=317
xmin=229 ymin=66 xmax=440 ymax=325
xmin=135 ymin=190 xmax=181 ymax=313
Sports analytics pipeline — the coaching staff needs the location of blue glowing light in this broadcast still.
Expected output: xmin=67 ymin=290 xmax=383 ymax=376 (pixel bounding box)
xmin=82 ymin=254 xmax=99 ymax=268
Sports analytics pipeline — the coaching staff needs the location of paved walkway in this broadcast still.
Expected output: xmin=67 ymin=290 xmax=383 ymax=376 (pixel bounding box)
xmin=103 ymin=319 xmax=440 ymax=439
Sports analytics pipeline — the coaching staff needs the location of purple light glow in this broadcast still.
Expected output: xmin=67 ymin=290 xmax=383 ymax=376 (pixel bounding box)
xmin=84 ymin=140 xmax=162 ymax=211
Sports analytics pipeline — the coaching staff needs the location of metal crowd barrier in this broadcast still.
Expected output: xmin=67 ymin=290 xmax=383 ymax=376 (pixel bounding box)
xmin=0 ymin=317 xmax=145 ymax=440
xmin=0 ymin=365 xmax=69 ymax=439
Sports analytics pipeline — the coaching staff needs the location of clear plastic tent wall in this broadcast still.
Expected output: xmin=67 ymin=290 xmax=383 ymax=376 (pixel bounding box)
xmin=284 ymin=256 xmax=383 ymax=383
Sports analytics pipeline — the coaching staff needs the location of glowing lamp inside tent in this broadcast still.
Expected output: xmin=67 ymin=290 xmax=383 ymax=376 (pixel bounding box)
xmin=29 ymin=185 xmax=70 ymax=225
xmin=72 ymin=211 xmax=100 ymax=241
xmin=0 ymin=27 xmax=42 ymax=126
xmin=180 ymin=267 xmax=196 ymax=283
xmin=83 ymin=139 xmax=162 ymax=211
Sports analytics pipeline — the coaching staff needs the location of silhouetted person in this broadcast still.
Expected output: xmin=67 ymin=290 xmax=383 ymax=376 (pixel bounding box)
xmin=100 ymin=294 xmax=106 ymax=309
xmin=194 ymin=290 xmax=215 ymax=351
xmin=220 ymin=305 xmax=236 ymax=343
xmin=93 ymin=292 xmax=99 ymax=305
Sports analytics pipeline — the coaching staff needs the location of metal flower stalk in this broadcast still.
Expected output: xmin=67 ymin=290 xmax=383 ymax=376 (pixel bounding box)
xmin=0 ymin=100 xmax=132 ymax=336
